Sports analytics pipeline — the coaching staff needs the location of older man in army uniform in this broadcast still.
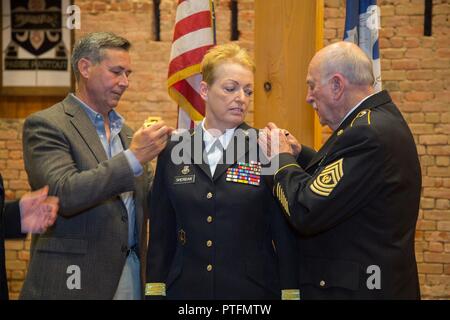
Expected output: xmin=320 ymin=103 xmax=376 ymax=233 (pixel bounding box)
xmin=260 ymin=41 xmax=421 ymax=299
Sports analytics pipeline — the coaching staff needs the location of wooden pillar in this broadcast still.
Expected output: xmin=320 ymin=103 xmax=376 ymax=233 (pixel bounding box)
xmin=254 ymin=0 xmax=323 ymax=149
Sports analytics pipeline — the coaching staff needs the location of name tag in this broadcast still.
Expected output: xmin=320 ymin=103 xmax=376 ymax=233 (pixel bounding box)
xmin=174 ymin=175 xmax=195 ymax=185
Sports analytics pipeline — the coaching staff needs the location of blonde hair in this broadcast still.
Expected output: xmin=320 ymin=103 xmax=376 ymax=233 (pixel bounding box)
xmin=201 ymin=43 xmax=255 ymax=85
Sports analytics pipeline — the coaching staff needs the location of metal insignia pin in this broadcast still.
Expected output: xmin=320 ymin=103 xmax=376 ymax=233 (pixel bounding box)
xmin=181 ymin=166 xmax=190 ymax=175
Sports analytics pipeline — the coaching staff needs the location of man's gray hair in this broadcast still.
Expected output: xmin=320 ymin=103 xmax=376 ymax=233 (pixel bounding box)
xmin=71 ymin=32 xmax=131 ymax=81
xmin=320 ymin=42 xmax=375 ymax=87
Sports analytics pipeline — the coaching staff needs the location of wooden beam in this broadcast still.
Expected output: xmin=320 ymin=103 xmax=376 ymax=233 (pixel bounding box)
xmin=153 ymin=0 xmax=161 ymax=41
xmin=230 ymin=0 xmax=239 ymax=41
xmin=424 ymin=0 xmax=432 ymax=36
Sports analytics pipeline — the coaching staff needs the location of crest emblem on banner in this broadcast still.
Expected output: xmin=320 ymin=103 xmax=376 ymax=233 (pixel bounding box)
xmin=5 ymin=0 xmax=68 ymax=71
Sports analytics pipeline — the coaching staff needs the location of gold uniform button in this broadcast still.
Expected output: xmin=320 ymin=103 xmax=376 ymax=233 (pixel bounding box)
xmin=337 ymin=129 xmax=343 ymax=136
xmin=206 ymin=240 xmax=213 ymax=247
xmin=207 ymin=264 xmax=213 ymax=272
xmin=207 ymin=216 xmax=213 ymax=223
xmin=319 ymin=280 xmax=326 ymax=287
xmin=206 ymin=192 xmax=213 ymax=199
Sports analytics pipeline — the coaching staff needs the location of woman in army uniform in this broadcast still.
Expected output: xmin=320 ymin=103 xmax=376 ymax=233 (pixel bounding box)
xmin=145 ymin=43 xmax=299 ymax=300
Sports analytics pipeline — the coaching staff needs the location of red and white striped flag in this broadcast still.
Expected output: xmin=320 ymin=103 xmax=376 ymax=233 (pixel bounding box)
xmin=168 ymin=0 xmax=216 ymax=129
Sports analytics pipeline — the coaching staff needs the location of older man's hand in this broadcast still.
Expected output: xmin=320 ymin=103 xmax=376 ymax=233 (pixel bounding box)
xmin=258 ymin=122 xmax=301 ymax=159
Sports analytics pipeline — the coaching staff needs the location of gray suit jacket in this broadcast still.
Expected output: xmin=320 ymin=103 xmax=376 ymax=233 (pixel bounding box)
xmin=20 ymin=94 xmax=151 ymax=299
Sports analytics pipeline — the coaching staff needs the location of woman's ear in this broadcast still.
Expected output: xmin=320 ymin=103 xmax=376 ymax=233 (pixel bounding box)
xmin=199 ymin=81 xmax=209 ymax=101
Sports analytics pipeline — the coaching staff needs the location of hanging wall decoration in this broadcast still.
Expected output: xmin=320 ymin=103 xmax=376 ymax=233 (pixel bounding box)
xmin=1 ymin=0 xmax=74 ymax=96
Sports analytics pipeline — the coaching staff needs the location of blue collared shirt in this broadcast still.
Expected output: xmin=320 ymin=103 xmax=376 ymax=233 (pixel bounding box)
xmin=73 ymin=94 xmax=141 ymax=247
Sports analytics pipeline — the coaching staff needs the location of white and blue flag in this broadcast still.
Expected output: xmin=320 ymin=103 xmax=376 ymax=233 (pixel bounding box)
xmin=344 ymin=0 xmax=382 ymax=91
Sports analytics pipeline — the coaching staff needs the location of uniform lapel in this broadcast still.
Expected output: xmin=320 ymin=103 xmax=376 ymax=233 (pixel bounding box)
xmin=212 ymin=123 xmax=255 ymax=181
xmin=189 ymin=125 xmax=213 ymax=180
xmin=63 ymin=94 xmax=108 ymax=163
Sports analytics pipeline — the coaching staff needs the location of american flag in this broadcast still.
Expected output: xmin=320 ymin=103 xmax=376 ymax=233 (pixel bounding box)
xmin=344 ymin=0 xmax=382 ymax=92
xmin=168 ymin=0 xmax=216 ymax=129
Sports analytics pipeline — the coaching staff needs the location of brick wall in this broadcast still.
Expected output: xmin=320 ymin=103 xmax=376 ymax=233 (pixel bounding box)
xmin=1 ymin=0 xmax=449 ymax=299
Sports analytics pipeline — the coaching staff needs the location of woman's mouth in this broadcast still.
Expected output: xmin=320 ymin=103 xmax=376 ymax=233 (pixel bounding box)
xmin=229 ymin=107 xmax=244 ymax=114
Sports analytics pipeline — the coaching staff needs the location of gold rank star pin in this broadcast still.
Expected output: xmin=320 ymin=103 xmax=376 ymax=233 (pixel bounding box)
xmin=143 ymin=116 xmax=162 ymax=128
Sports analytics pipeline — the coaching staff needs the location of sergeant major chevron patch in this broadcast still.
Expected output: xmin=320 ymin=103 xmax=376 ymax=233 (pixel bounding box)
xmin=310 ymin=158 xmax=344 ymax=197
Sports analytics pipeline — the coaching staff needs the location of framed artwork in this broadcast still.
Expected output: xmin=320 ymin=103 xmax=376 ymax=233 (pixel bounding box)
xmin=0 ymin=0 xmax=74 ymax=96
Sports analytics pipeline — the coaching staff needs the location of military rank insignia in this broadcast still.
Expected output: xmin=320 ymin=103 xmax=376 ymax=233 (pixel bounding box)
xmin=143 ymin=116 xmax=162 ymax=128
xmin=310 ymin=158 xmax=344 ymax=197
xmin=226 ymin=161 xmax=261 ymax=186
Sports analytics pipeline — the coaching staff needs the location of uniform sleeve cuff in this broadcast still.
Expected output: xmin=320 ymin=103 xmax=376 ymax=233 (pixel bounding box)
xmin=145 ymin=282 xmax=166 ymax=296
xmin=282 ymin=289 xmax=300 ymax=300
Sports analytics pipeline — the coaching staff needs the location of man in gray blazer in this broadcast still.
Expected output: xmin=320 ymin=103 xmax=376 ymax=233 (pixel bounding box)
xmin=20 ymin=32 xmax=172 ymax=299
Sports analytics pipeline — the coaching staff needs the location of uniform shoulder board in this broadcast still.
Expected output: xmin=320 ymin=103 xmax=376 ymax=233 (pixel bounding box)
xmin=350 ymin=109 xmax=372 ymax=127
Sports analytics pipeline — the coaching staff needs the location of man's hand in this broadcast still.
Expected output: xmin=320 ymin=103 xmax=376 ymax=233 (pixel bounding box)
xmin=19 ymin=186 xmax=59 ymax=234
xmin=130 ymin=121 xmax=174 ymax=164
xmin=258 ymin=122 xmax=301 ymax=158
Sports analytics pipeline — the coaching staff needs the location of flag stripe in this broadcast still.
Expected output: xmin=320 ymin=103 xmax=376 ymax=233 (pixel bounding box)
xmin=170 ymin=28 xmax=214 ymax=60
xmin=174 ymin=80 xmax=206 ymax=116
xmin=169 ymin=87 xmax=204 ymax=121
xmin=176 ymin=0 xmax=211 ymax=23
xmin=169 ymin=0 xmax=215 ymax=129
xmin=168 ymin=45 xmax=212 ymax=83
xmin=173 ymin=11 xmax=212 ymax=42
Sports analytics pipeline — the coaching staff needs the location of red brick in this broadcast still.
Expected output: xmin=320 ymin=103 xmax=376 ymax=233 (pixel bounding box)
xmin=435 ymin=200 xmax=450 ymax=210
xmin=417 ymin=219 xmax=436 ymax=231
xmin=18 ymin=251 xmax=30 ymax=261
xmin=406 ymin=70 xmax=435 ymax=80
xmin=445 ymin=264 xmax=450 ymax=275
xmin=421 ymin=196 xmax=435 ymax=208
xmin=436 ymin=156 xmax=450 ymax=167
xmin=405 ymin=92 xmax=434 ymax=102
xmin=392 ymin=59 xmax=419 ymax=70
xmin=11 ymin=271 xmax=24 ymax=280
xmin=419 ymin=135 xmax=448 ymax=145
xmin=427 ymin=146 xmax=450 ymax=156
xmin=418 ymin=263 xmax=443 ymax=274
xmin=438 ymin=221 xmax=450 ymax=232
xmin=396 ymin=26 xmax=423 ymax=37
xmin=404 ymin=37 xmax=421 ymax=48
xmin=395 ymin=4 xmax=424 ymax=15
xmin=422 ymin=187 xmax=450 ymax=198
xmin=409 ymin=124 xmax=434 ymax=134
xmin=4 ymin=241 xmax=23 ymax=250
xmin=4 ymin=251 xmax=17 ymax=261
xmin=424 ymin=253 xmax=450 ymax=264
xmin=382 ymin=48 xmax=406 ymax=59
xmin=429 ymin=242 xmax=445 ymax=252
xmin=5 ymin=260 xmax=26 ymax=270
xmin=420 ymin=155 xmax=434 ymax=166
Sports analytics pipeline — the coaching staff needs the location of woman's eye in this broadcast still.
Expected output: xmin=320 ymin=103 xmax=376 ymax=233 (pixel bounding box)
xmin=244 ymin=89 xmax=253 ymax=97
xmin=224 ymin=87 xmax=235 ymax=93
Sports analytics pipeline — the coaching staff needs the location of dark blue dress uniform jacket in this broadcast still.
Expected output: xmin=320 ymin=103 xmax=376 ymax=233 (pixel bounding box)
xmin=146 ymin=123 xmax=299 ymax=300
xmin=273 ymin=91 xmax=421 ymax=299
